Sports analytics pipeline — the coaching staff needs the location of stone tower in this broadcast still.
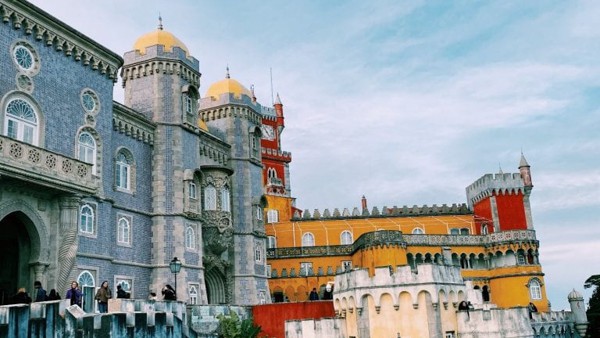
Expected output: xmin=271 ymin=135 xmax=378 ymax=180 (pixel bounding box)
xmin=199 ymin=70 xmax=270 ymax=305
xmin=121 ymin=20 xmax=207 ymax=302
xmin=568 ymin=289 xmax=589 ymax=336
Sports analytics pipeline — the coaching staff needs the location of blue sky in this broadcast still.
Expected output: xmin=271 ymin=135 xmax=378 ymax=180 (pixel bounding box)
xmin=29 ymin=0 xmax=599 ymax=310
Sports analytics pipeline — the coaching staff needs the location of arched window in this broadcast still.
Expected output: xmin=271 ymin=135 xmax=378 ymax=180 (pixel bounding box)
xmin=77 ymin=270 xmax=95 ymax=288
xmin=79 ymin=204 xmax=94 ymax=234
xmin=412 ymin=228 xmax=425 ymax=235
xmin=185 ymin=225 xmax=195 ymax=250
xmin=78 ymin=132 xmax=97 ymax=174
xmin=302 ymin=232 xmax=315 ymax=247
xmin=115 ymin=151 xmax=131 ymax=191
xmin=340 ymin=230 xmax=353 ymax=245
xmin=450 ymin=228 xmax=460 ymax=235
xmin=268 ymin=168 xmax=277 ymax=179
xmin=117 ymin=217 xmax=131 ymax=244
xmin=267 ymin=236 xmax=277 ymax=249
xmin=460 ymin=228 xmax=470 ymax=235
xmin=529 ymin=279 xmax=542 ymax=300
xmin=220 ymin=186 xmax=230 ymax=212
xmin=204 ymin=185 xmax=217 ymax=210
xmin=481 ymin=223 xmax=489 ymax=235
xmin=256 ymin=206 xmax=263 ymax=220
xmin=5 ymin=98 xmax=38 ymax=145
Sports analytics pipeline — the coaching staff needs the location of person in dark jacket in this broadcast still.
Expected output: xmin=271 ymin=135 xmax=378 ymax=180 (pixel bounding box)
xmin=47 ymin=289 xmax=61 ymax=301
xmin=33 ymin=281 xmax=47 ymax=302
xmin=162 ymin=284 xmax=176 ymax=301
xmin=116 ymin=284 xmax=130 ymax=299
xmin=65 ymin=281 xmax=82 ymax=307
xmin=12 ymin=288 xmax=32 ymax=304
xmin=309 ymin=288 xmax=319 ymax=301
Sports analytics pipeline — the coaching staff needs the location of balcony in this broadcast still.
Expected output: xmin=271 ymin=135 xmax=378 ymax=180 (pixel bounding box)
xmin=0 ymin=136 xmax=96 ymax=194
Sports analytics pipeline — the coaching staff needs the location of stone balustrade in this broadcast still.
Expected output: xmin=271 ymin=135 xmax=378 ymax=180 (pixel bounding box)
xmin=0 ymin=135 xmax=96 ymax=194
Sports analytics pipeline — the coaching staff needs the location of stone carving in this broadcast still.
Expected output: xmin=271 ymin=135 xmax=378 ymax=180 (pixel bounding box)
xmin=57 ymin=196 xmax=80 ymax=294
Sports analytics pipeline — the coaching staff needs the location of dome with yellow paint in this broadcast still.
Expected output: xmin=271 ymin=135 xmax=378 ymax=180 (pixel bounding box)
xmin=205 ymin=69 xmax=252 ymax=99
xmin=133 ymin=18 xmax=189 ymax=56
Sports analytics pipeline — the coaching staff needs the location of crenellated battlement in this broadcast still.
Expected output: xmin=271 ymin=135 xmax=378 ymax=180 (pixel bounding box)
xmin=292 ymin=203 xmax=470 ymax=220
xmin=334 ymin=263 xmax=465 ymax=308
xmin=466 ymin=173 xmax=526 ymax=207
xmin=261 ymin=147 xmax=292 ymax=161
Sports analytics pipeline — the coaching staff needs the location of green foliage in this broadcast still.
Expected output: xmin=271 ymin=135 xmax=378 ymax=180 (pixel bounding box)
xmin=586 ymin=274 xmax=600 ymax=337
xmin=216 ymin=311 xmax=262 ymax=338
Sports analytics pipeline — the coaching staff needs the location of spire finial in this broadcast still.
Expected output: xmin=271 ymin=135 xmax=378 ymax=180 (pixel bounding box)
xmin=158 ymin=13 xmax=163 ymax=30
xmin=226 ymin=65 xmax=230 ymax=79
xmin=498 ymin=163 xmax=503 ymax=174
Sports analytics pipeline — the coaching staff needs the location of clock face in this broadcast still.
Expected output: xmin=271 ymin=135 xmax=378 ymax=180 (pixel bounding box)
xmin=261 ymin=125 xmax=275 ymax=140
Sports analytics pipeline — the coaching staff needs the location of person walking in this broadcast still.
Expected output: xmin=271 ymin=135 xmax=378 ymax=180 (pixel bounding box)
xmin=309 ymin=288 xmax=319 ymax=301
xmin=95 ymin=281 xmax=112 ymax=313
xmin=47 ymin=289 xmax=61 ymax=301
xmin=12 ymin=288 xmax=32 ymax=304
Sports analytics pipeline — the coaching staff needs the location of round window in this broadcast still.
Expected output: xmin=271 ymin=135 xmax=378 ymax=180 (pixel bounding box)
xmin=14 ymin=46 xmax=34 ymax=70
xmin=81 ymin=89 xmax=100 ymax=114
xmin=11 ymin=41 xmax=40 ymax=75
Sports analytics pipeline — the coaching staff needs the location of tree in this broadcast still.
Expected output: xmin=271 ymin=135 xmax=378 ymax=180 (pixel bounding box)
xmin=217 ymin=311 xmax=262 ymax=338
xmin=585 ymin=274 xmax=600 ymax=337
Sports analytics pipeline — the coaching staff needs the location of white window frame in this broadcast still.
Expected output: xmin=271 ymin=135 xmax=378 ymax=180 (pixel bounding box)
xmin=78 ymin=132 xmax=97 ymax=174
xmin=300 ymin=262 xmax=313 ymax=276
xmin=117 ymin=215 xmax=132 ymax=245
xmin=267 ymin=236 xmax=277 ymax=249
xmin=185 ymin=224 xmax=196 ymax=250
xmin=4 ymin=97 xmax=39 ymax=146
xmin=267 ymin=209 xmax=279 ymax=223
xmin=529 ymin=279 xmax=542 ymax=300
xmin=188 ymin=284 xmax=199 ymax=305
xmin=340 ymin=230 xmax=353 ymax=245
xmin=79 ymin=204 xmax=95 ymax=235
xmin=412 ymin=227 xmax=425 ymax=235
xmin=116 ymin=153 xmax=131 ymax=191
xmin=302 ymin=232 xmax=315 ymax=247
xmin=77 ymin=270 xmax=95 ymax=288
xmin=256 ymin=206 xmax=263 ymax=220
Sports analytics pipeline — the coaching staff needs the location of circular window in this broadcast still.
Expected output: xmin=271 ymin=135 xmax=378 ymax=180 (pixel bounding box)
xmin=81 ymin=89 xmax=100 ymax=114
xmin=11 ymin=41 xmax=40 ymax=75
xmin=14 ymin=46 xmax=33 ymax=70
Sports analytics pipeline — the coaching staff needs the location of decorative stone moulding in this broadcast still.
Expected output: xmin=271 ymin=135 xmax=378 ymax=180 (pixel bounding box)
xmin=1 ymin=2 xmax=122 ymax=82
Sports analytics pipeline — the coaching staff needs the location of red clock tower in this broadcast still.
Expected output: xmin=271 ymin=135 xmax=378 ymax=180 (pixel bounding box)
xmin=261 ymin=94 xmax=299 ymax=223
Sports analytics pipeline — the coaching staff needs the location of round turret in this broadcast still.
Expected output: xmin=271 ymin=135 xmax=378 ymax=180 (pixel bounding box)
xmin=205 ymin=68 xmax=252 ymax=99
xmin=133 ymin=17 xmax=189 ymax=56
xmin=568 ymin=288 xmax=583 ymax=301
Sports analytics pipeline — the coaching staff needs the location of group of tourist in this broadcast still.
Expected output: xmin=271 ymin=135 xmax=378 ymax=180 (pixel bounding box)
xmin=10 ymin=281 xmax=61 ymax=305
xmin=9 ymin=281 xmax=179 ymax=314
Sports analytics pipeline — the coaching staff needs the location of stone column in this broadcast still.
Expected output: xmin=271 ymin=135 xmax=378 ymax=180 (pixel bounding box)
xmin=57 ymin=196 xmax=81 ymax=294
xmin=32 ymin=263 xmax=47 ymax=285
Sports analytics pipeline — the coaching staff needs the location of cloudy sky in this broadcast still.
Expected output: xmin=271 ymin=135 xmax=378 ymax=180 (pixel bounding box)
xmin=29 ymin=0 xmax=599 ymax=310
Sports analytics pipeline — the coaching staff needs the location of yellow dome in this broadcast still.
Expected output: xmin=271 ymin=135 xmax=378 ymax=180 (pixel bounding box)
xmin=198 ymin=118 xmax=208 ymax=132
xmin=206 ymin=77 xmax=252 ymax=100
xmin=133 ymin=29 xmax=189 ymax=55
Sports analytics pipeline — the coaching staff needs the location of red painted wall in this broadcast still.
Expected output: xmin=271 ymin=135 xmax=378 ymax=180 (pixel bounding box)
xmin=253 ymin=301 xmax=335 ymax=338
xmin=495 ymin=192 xmax=527 ymax=230
xmin=473 ymin=197 xmax=493 ymax=234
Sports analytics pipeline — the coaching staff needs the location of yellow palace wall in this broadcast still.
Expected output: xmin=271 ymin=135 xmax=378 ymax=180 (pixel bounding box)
xmin=266 ymin=216 xmax=547 ymax=311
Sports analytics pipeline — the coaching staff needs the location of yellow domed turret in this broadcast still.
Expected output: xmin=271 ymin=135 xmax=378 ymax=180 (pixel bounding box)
xmin=198 ymin=118 xmax=208 ymax=132
xmin=133 ymin=16 xmax=189 ymax=55
xmin=205 ymin=67 xmax=252 ymax=99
